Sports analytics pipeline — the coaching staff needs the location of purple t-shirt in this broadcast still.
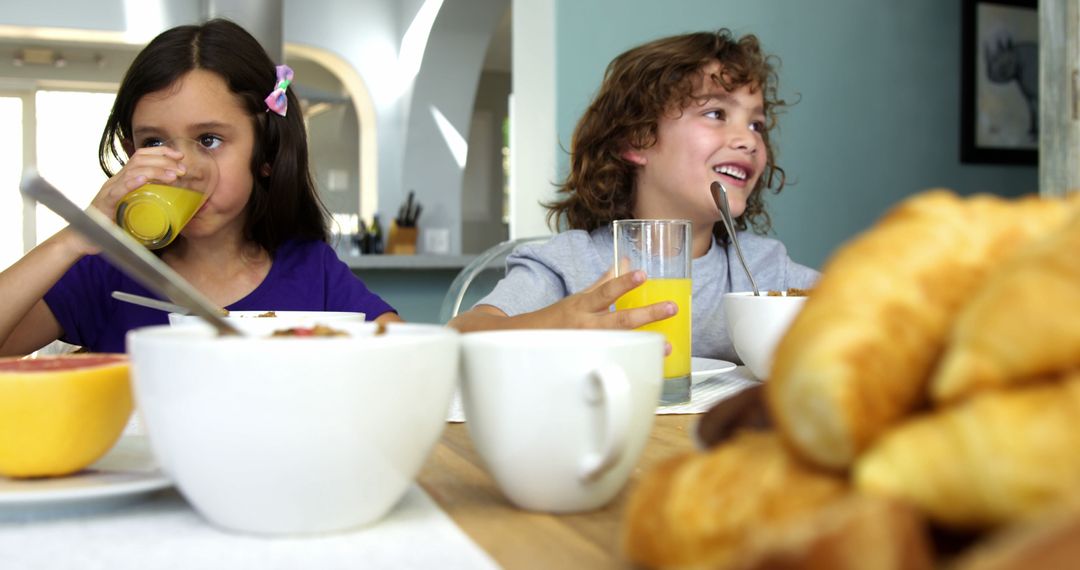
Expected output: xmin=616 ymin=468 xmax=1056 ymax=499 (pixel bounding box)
xmin=43 ymin=239 xmax=396 ymax=353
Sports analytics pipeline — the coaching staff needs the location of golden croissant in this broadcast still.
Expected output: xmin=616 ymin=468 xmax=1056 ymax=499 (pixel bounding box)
xmin=767 ymin=190 xmax=1080 ymax=470
xmin=622 ymin=432 xmax=847 ymax=569
xmin=854 ymin=372 xmax=1080 ymax=530
xmin=932 ymin=213 xmax=1080 ymax=404
xmin=622 ymin=432 xmax=933 ymax=570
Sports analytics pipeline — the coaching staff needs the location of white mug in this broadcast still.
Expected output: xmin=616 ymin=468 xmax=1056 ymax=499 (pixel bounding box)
xmin=461 ymin=329 xmax=664 ymax=513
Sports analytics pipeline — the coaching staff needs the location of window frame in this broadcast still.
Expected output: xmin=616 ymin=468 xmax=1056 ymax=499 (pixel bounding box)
xmin=2 ymin=83 xmax=117 ymax=258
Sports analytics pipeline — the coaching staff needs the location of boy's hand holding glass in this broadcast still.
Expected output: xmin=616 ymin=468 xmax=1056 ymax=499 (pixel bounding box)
xmin=532 ymin=268 xmax=674 ymax=331
xmin=115 ymin=138 xmax=219 ymax=249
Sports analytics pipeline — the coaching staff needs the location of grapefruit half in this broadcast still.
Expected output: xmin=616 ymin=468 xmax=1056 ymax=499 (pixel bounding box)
xmin=0 ymin=353 xmax=132 ymax=478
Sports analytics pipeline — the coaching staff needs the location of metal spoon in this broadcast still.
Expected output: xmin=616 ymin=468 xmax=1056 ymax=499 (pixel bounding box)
xmin=20 ymin=171 xmax=241 ymax=336
xmin=111 ymin=291 xmax=192 ymax=315
xmin=710 ymin=181 xmax=760 ymax=296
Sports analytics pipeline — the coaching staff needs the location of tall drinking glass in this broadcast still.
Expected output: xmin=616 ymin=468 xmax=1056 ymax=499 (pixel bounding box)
xmin=613 ymin=219 xmax=692 ymax=405
xmin=115 ymin=138 xmax=219 ymax=250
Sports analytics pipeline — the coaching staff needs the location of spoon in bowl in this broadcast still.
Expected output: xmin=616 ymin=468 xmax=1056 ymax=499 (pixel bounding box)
xmin=111 ymin=291 xmax=193 ymax=315
xmin=711 ymin=181 xmax=760 ymax=296
xmin=21 ymin=171 xmax=241 ymax=336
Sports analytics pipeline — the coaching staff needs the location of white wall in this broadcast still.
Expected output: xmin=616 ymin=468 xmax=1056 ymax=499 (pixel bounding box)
xmin=508 ymin=0 xmax=556 ymax=239
xmin=399 ymin=0 xmax=507 ymax=254
xmin=284 ymin=0 xmax=404 ymax=228
xmin=0 ymin=1 xmax=194 ymax=39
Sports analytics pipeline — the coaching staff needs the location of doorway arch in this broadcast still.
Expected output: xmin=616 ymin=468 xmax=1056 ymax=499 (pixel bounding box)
xmin=287 ymin=42 xmax=379 ymax=221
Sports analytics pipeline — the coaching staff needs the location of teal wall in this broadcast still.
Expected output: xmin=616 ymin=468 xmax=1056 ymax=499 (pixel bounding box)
xmin=357 ymin=269 xmax=457 ymax=324
xmin=356 ymin=268 xmax=502 ymax=324
xmin=554 ymin=0 xmax=1038 ymax=269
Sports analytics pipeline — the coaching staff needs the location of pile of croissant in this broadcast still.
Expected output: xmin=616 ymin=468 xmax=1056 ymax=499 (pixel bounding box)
xmin=623 ymin=189 xmax=1080 ymax=569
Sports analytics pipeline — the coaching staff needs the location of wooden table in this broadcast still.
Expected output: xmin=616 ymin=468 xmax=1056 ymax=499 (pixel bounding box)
xmin=418 ymin=414 xmax=698 ymax=568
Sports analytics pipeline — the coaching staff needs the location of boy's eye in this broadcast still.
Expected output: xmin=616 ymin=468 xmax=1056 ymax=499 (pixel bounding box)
xmin=197 ymin=134 xmax=223 ymax=150
xmin=705 ymin=109 xmax=727 ymax=120
xmin=749 ymin=120 xmax=766 ymax=133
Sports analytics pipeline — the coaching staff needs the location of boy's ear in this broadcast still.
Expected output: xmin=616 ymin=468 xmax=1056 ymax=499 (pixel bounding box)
xmin=622 ymin=147 xmax=648 ymax=166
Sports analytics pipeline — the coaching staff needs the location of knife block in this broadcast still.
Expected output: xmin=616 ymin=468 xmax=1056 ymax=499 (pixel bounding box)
xmin=387 ymin=223 xmax=418 ymax=255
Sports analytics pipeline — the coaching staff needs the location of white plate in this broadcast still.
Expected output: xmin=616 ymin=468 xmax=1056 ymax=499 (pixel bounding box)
xmin=0 ymin=435 xmax=170 ymax=511
xmin=691 ymin=357 xmax=737 ymax=383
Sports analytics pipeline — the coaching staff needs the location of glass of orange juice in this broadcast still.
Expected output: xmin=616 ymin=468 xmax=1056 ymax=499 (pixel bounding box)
xmin=613 ymin=219 xmax=692 ymax=405
xmin=115 ymin=138 xmax=218 ymax=249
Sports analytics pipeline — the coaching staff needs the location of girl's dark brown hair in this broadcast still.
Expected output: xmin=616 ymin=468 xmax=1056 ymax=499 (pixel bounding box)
xmin=99 ymin=18 xmax=329 ymax=253
xmin=547 ymin=29 xmax=788 ymax=241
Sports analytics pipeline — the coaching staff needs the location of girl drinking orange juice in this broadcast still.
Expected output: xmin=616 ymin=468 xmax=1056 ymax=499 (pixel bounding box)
xmin=114 ymin=137 xmax=219 ymax=250
xmin=0 ymin=19 xmax=401 ymax=356
xmin=449 ymin=30 xmax=817 ymax=380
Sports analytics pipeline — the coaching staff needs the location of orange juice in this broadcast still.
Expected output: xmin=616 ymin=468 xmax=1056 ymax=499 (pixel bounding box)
xmin=116 ymin=183 xmax=207 ymax=249
xmin=615 ymin=277 xmax=691 ymax=379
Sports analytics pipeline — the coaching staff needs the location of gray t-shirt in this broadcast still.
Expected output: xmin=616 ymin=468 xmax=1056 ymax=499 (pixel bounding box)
xmin=475 ymin=227 xmax=819 ymax=363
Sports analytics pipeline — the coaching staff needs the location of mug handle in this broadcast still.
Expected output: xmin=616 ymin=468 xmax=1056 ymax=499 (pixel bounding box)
xmin=578 ymin=364 xmax=631 ymax=482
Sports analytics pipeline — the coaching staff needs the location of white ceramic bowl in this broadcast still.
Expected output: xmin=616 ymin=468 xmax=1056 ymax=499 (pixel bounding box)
xmin=126 ymin=322 xmax=458 ymax=535
xmin=723 ymin=292 xmax=808 ymax=380
xmin=168 ymin=311 xmax=365 ymax=334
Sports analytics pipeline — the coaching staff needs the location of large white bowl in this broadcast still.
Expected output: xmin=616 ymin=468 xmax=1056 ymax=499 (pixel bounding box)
xmin=126 ymin=322 xmax=458 ymax=535
xmin=723 ymin=292 xmax=807 ymax=380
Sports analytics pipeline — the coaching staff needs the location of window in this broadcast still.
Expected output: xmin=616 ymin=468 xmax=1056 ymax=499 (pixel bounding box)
xmin=0 ymin=96 xmax=23 ymax=271
xmin=35 ymin=90 xmax=115 ymax=242
xmin=0 ymin=89 xmax=114 ymax=271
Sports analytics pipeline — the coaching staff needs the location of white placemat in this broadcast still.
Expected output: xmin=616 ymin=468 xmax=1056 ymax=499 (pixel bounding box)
xmin=446 ymin=366 xmax=760 ymax=422
xmin=660 ymin=365 xmax=760 ymax=414
xmin=0 ymin=486 xmax=498 ymax=570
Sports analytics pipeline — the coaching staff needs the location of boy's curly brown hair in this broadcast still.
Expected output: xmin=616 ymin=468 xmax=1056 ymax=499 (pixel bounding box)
xmin=546 ymin=29 xmax=789 ymax=242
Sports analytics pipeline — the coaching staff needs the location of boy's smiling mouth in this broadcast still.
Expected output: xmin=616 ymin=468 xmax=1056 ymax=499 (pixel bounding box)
xmin=713 ymin=162 xmax=753 ymax=183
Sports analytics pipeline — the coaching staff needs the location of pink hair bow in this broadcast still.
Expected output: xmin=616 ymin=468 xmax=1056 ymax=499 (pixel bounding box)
xmin=264 ymin=65 xmax=294 ymax=116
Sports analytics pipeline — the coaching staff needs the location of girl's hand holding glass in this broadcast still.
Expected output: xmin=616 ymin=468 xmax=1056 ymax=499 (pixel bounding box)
xmin=114 ymin=138 xmax=219 ymax=249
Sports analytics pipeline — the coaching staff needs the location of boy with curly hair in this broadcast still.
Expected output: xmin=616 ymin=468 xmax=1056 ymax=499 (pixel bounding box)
xmin=451 ymin=29 xmax=817 ymax=364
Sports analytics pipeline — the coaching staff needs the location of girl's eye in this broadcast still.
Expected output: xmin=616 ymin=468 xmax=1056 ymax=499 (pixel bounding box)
xmin=139 ymin=138 xmax=165 ymax=148
xmin=705 ymin=109 xmax=727 ymax=121
xmin=197 ymin=135 xmax=223 ymax=150
xmin=749 ymin=120 xmax=766 ymax=133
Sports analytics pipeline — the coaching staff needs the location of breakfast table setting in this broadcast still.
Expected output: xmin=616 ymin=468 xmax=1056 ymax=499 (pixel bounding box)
xmin=5 ymin=175 xmax=1080 ymax=569
xmin=0 ymin=366 xmax=756 ymax=569
xmin=2 ymin=172 xmax=768 ymax=569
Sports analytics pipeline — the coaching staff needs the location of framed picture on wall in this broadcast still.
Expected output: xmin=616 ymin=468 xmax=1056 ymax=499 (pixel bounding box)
xmin=960 ymin=0 xmax=1038 ymax=165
